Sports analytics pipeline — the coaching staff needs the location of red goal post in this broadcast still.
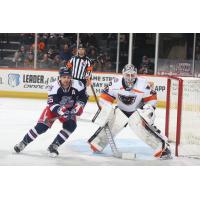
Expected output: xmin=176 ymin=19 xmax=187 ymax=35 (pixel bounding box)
xmin=165 ymin=76 xmax=200 ymax=157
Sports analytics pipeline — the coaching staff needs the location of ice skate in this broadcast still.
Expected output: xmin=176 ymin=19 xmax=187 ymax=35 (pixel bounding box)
xmin=154 ymin=145 xmax=172 ymax=160
xmin=14 ymin=141 xmax=27 ymax=153
xmin=47 ymin=144 xmax=59 ymax=157
xmin=160 ymin=146 xmax=172 ymax=160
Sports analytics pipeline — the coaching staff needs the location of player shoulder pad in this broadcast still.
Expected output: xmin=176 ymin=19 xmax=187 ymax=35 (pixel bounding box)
xmin=47 ymin=81 xmax=60 ymax=95
xmin=71 ymin=79 xmax=84 ymax=91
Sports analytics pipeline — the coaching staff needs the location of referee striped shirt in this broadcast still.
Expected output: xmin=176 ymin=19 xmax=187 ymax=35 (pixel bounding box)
xmin=67 ymin=55 xmax=93 ymax=85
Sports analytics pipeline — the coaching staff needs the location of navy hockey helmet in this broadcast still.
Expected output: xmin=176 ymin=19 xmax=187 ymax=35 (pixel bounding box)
xmin=59 ymin=67 xmax=72 ymax=77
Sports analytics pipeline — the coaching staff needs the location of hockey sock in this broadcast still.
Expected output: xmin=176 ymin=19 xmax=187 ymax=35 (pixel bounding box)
xmin=51 ymin=129 xmax=71 ymax=146
xmin=22 ymin=123 xmax=49 ymax=145
xmin=22 ymin=128 xmax=39 ymax=145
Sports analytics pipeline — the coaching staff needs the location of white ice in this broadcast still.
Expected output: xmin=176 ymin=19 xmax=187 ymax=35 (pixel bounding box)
xmin=0 ymin=97 xmax=200 ymax=165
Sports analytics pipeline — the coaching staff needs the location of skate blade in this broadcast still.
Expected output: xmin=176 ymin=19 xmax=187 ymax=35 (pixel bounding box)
xmin=121 ymin=152 xmax=136 ymax=160
xmin=159 ymin=155 xmax=173 ymax=160
xmin=48 ymin=152 xmax=58 ymax=158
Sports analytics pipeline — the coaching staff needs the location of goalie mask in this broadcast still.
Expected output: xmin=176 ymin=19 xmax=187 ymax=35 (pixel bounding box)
xmin=122 ymin=64 xmax=137 ymax=90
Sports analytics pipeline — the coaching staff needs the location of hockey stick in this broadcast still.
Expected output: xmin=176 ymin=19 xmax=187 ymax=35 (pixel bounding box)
xmin=90 ymin=83 xmax=101 ymax=122
xmin=45 ymin=115 xmax=92 ymax=124
xmin=90 ymin=83 xmax=101 ymax=110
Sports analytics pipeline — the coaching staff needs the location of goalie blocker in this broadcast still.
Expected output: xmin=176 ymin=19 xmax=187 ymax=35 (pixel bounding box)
xmin=88 ymin=104 xmax=172 ymax=159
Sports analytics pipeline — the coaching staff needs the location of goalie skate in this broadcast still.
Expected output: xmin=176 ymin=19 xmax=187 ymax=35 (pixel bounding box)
xmin=156 ymin=145 xmax=172 ymax=160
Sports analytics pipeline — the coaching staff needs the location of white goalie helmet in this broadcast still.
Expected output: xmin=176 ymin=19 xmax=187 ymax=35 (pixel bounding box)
xmin=122 ymin=64 xmax=137 ymax=89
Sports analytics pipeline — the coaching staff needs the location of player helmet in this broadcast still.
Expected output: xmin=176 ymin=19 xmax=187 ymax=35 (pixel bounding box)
xmin=122 ymin=64 xmax=137 ymax=90
xmin=59 ymin=67 xmax=72 ymax=77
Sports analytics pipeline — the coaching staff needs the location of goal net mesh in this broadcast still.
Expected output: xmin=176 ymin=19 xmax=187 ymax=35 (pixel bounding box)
xmin=167 ymin=77 xmax=200 ymax=156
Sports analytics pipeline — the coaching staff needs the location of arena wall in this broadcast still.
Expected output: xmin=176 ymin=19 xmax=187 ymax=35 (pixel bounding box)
xmin=0 ymin=68 xmax=168 ymax=107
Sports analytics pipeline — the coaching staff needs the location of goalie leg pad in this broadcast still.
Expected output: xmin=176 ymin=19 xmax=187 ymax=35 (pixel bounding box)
xmin=88 ymin=107 xmax=129 ymax=152
xmin=128 ymin=110 xmax=168 ymax=155
xmin=93 ymin=104 xmax=114 ymax=127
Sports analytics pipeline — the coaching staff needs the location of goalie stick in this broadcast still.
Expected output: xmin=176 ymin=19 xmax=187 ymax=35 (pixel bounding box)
xmin=90 ymin=83 xmax=101 ymax=110
xmin=104 ymin=123 xmax=122 ymax=158
xmin=105 ymin=123 xmax=136 ymax=160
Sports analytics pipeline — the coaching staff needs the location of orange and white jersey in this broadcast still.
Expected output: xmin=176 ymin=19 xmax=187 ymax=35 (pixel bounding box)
xmin=99 ymin=76 xmax=157 ymax=113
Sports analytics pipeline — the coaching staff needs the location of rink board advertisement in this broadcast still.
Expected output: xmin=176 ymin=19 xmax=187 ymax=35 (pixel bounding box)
xmin=0 ymin=69 xmax=167 ymax=106
xmin=0 ymin=69 xmax=59 ymax=98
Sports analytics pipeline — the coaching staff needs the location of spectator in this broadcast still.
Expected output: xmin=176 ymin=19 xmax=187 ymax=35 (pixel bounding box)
xmin=104 ymin=52 xmax=113 ymax=71
xmin=71 ymin=45 xmax=77 ymax=56
xmin=59 ymin=44 xmax=72 ymax=62
xmin=106 ymin=33 xmax=116 ymax=48
xmin=31 ymin=41 xmax=46 ymax=60
xmin=138 ymin=56 xmax=154 ymax=75
xmin=96 ymin=52 xmax=106 ymax=71
xmin=39 ymin=53 xmax=52 ymax=68
xmin=47 ymin=48 xmax=57 ymax=60
xmin=52 ymin=55 xmax=65 ymax=68
xmin=38 ymin=41 xmax=45 ymax=51
xmin=88 ymin=47 xmax=97 ymax=59
xmin=88 ymin=47 xmax=98 ymax=67
xmin=24 ymin=51 xmax=34 ymax=67
xmin=40 ymin=33 xmax=50 ymax=47
xmin=13 ymin=45 xmax=27 ymax=67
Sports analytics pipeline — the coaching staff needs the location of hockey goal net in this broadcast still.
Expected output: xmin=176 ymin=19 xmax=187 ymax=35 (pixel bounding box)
xmin=165 ymin=76 xmax=200 ymax=157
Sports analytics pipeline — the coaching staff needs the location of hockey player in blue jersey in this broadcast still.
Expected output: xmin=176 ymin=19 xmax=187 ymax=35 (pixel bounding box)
xmin=14 ymin=67 xmax=88 ymax=157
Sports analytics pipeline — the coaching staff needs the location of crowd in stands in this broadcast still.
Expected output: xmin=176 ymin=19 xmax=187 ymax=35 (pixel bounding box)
xmin=0 ymin=33 xmax=155 ymax=74
xmin=11 ymin=33 xmax=121 ymax=71
xmin=12 ymin=33 xmax=76 ymax=69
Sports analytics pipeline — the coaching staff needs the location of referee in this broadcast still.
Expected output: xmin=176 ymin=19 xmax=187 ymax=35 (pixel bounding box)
xmin=66 ymin=44 xmax=93 ymax=87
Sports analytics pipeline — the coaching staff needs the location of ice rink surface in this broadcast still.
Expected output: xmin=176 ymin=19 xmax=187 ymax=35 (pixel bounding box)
xmin=0 ymin=97 xmax=200 ymax=166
